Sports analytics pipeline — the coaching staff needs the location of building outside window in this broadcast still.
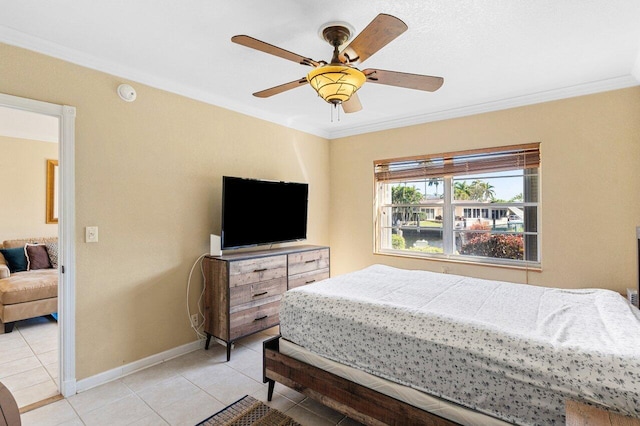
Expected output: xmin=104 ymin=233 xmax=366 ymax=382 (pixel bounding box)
xmin=374 ymin=143 xmax=540 ymax=267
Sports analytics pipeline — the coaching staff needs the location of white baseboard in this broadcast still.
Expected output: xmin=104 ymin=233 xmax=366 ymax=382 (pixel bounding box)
xmin=75 ymin=339 xmax=205 ymax=393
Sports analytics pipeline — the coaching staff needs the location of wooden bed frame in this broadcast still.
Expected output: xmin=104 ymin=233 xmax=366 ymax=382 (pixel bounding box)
xmin=262 ymin=336 xmax=459 ymax=426
xmin=263 ymin=336 xmax=640 ymax=425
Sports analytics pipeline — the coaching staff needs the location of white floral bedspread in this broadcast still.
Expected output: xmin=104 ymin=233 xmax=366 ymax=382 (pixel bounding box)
xmin=279 ymin=264 xmax=640 ymax=425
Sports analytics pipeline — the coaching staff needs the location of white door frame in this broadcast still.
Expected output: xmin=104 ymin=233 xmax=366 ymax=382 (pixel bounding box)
xmin=0 ymin=93 xmax=76 ymax=396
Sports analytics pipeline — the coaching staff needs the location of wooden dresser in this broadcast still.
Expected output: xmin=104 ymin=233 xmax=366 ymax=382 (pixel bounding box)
xmin=203 ymin=245 xmax=329 ymax=360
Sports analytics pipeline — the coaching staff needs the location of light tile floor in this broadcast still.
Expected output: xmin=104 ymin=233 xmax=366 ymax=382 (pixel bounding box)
xmin=21 ymin=327 xmax=364 ymax=426
xmin=0 ymin=316 xmax=59 ymax=409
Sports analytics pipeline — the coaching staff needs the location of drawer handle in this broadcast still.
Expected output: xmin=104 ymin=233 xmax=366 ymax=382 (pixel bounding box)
xmin=254 ymin=315 xmax=268 ymax=321
xmin=253 ymin=268 xmax=267 ymax=272
xmin=304 ymin=260 xmax=316 ymax=264
xmin=253 ymin=291 xmax=268 ymax=297
xmin=305 ymin=279 xmax=316 ymax=284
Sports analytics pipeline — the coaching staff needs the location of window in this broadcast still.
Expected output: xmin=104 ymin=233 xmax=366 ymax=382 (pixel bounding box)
xmin=374 ymin=143 xmax=540 ymax=267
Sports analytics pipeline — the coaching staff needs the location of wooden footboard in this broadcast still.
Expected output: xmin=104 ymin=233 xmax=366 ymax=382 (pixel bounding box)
xmin=262 ymin=336 xmax=458 ymax=426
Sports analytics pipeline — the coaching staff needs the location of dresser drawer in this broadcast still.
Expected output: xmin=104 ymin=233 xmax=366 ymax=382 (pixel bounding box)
xmin=288 ymin=248 xmax=329 ymax=276
xmin=229 ymin=255 xmax=287 ymax=287
xmin=288 ymin=268 xmax=330 ymax=290
xmin=229 ymin=300 xmax=280 ymax=340
xmin=229 ymin=277 xmax=286 ymax=308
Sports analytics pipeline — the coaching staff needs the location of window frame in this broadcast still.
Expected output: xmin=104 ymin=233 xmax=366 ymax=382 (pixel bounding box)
xmin=373 ymin=144 xmax=541 ymax=269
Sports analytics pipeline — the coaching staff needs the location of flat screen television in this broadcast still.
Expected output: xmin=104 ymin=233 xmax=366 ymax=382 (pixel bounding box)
xmin=221 ymin=176 xmax=309 ymax=250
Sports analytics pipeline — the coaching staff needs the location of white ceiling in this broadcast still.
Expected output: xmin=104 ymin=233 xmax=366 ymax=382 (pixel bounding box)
xmin=1 ymin=1 xmax=639 ymax=139
xmin=0 ymin=106 xmax=59 ymax=143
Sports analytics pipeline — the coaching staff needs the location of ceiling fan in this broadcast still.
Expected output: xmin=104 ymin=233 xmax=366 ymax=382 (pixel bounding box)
xmin=231 ymin=13 xmax=444 ymax=113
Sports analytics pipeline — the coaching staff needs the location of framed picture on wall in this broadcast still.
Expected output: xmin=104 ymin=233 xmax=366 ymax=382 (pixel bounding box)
xmin=46 ymin=159 xmax=58 ymax=224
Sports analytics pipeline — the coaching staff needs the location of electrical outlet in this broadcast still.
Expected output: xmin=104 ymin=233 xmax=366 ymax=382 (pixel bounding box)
xmin=190 ymin=314 xmax=199 ymax=327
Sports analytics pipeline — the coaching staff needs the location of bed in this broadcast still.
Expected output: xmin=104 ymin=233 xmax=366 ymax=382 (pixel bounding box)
xmin=262 ymin=264 xmax=640 ymax=425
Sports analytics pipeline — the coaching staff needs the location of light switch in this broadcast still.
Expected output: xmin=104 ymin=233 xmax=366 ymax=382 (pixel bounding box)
xmin=86 ymin=226 xmax=99 ymax=243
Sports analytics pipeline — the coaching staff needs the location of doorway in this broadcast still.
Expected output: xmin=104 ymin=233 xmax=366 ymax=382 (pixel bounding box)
xmin=0 ymin=93 xmax=76 ymax=406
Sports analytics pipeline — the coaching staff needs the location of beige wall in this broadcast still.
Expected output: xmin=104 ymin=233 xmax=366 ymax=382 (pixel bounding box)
xmin=2 ymin=40 xmax=639 ymax=382
xmin=0 ymin=43 xmax=330 ymax=379
xmin=0 ymin=135 xmax=58 ymax=240
xmin=330 ymin=87 xmax=640 ymax=293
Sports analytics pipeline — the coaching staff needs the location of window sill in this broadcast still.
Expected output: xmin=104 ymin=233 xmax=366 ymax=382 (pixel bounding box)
xmin=374 ymin=249 xmax=542 ymax=272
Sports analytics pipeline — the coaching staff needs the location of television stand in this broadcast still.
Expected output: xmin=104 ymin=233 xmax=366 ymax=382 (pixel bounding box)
xmin=202 ymin=245 xmax=329 ymax=361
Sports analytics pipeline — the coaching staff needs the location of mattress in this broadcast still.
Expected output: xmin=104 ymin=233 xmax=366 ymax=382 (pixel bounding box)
xmin=279 ymin=264 xmax=640 ymax=425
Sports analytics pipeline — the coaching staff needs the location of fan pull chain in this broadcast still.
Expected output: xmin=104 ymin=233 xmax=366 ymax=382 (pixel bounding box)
xmin=330 ymin=103 xmax=341 ymax=122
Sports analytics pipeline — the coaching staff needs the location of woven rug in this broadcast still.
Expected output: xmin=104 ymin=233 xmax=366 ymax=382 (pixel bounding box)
xmin=196 ymin=395 xmax=301 ymax=426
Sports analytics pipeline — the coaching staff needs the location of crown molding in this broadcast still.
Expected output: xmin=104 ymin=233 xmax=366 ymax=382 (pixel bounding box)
xmin=325 ymin=75 xmax=640 ymax=139
xmin=1 ymin=25 xmax=638 ymax=142
xmin=0 ymin=26 xmax=332 ymax=139
xmin=632 ymin=44 xmax=640 ymax=83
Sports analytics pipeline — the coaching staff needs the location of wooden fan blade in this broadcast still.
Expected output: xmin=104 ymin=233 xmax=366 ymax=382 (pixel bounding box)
xmin=339 ymin=14 xmax=408 ymax=64
xmin=342 ymin=93 xmax=363 ymax=113
xmin=363 ymin=69 xmax=444 ymax=92
xmin=253 ymin=78 xmax=309 ymax=98
xmin=232 ymin=35 xmax=319 ymax=67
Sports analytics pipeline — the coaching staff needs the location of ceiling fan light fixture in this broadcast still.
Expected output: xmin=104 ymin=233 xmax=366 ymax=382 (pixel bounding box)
xmin=307 ymin=65 xmax=366 ymax=104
